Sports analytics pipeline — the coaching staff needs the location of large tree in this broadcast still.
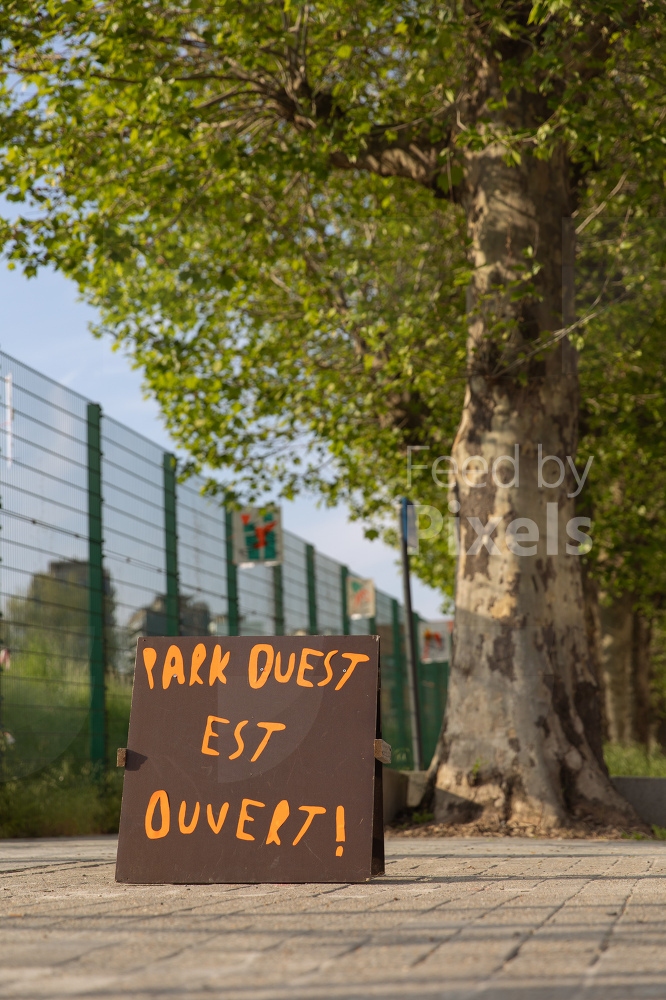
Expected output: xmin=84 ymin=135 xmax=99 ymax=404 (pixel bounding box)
xmin=576 ymin=214 xmax=666 ymax=748
xmin=1 ymin=1 xmax=665 ymax=829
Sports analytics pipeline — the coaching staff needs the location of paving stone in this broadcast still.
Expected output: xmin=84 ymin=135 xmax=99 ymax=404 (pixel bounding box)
xmin=1 ymin=835 xmax=666 ymax=998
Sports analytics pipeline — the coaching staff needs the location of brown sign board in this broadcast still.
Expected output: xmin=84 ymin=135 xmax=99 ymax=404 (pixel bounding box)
xmin=115 ymin=635 xmax=383 ymax=884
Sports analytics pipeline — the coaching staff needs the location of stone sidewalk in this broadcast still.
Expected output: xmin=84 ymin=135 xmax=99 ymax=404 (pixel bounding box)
xmin=1 ymin=835 xmax=666 ymax=999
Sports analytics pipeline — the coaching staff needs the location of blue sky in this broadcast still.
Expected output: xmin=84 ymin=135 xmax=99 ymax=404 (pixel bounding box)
xmin=0 ymin=262 xmax=445 ymax=619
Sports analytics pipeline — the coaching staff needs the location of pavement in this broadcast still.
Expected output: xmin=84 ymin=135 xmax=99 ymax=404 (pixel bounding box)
xmin=1 ymin=835 xmax=666 ymax=999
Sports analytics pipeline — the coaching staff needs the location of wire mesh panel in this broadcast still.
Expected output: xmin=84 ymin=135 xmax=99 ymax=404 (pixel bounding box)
xmin=0 ymin=349 xmax=449 ymax=781
xmin=100 ymin=417 xmax=167 ymax=758
xmin=0 ymin=355 xmax=91 ymax=780
xmin=282 ymin=533 xmax=311 ymax=635
xmin=237 ymin=563 xmax=276 ymax=636
xmin=100 ymin=418 xmax=166 ymax=674
xmin=350 ymin=616 xmax=372 ymax=636
xmin=176 ymin=478 xmax=228 ymax=636
xmin=314 ymin=551 xmax=343 ymax=634
xmin=376 ymin=592 xmax=413 ymax=770
xmin=418 ymin=656 xmax=448 ymax=768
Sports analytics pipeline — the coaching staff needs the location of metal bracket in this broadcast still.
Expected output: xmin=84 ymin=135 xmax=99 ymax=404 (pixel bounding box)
xmin=374 ymin=739 xmax=391 ymax=764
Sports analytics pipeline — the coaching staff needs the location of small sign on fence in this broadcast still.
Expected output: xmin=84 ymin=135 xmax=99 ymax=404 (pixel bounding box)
xmin=346 ymin=576 xmax=376 ymax=620
xmin=232 ymin=507 xmax=282 ymax=566
xmin=418 ymin=619 xmax=452 ymax=663
xmin=115 ymin=635 xmax=383 ymax=884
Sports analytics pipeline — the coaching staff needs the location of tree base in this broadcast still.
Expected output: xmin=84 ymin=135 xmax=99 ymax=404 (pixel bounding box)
xmin=387 ymin=812 xmax=652 ymax=841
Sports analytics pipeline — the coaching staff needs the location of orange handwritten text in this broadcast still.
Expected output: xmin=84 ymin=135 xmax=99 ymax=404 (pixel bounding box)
xmin=296 ymin=648 xmax=324 ymax=687
xmin=266 ymin=800 xmax=290 ymax=845
xmin=274 ymin=651 xmax=296 ymax=683
xmin=201 ymin=715 xmax=230 ymax=756
xmin=229 ymin=720 xmax=248 ymax=760
xmin=334 ymin=653 xmax=370 ymax=691
xmin=200 ymin=716 xmax=286 ymax=761
xmin=143 ymin=647 xmax=157 ymax=689
xmin=248 ymin=644 xmax=274 ymax=688
xmin=209 ymin=645 xmax=229 ymax=685
xmin=143 ymin=792 xmax=340 ymax=852
xmin=251 ymin=722 xmax=287 ymax=762
xmin=236 ymin=798 xmax=266 ymax=841
xmin=178 ymin=800 xmax=200 ymax=834
xmin=162 ymin=645 xmax=185 ymax=689
xmin=145 ymin=790 xmax=170 ymax=839
xmin=142 ymin=643 xmax=370 ymax=692
xmin=189 ymin=643 xmax=207 ymax=686
xmin=293 ymin=806 xmax=326 ymax=845
xmin=207 ymin=802 xmax=229 ymax=834
xmin=318 ymin=650 xmax=337 ymax=687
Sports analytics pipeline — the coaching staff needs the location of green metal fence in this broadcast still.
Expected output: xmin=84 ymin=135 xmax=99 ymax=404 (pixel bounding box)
xmin=0 ymin=350 xmax=448 ymax=782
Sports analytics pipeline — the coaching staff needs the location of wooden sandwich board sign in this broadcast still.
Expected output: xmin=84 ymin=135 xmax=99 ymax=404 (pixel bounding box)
xmin=115 ymin=635 xmax=384 ymax=884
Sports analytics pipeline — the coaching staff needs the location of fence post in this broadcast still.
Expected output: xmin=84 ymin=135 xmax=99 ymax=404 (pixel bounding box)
xmin=225 ymin=509 xmax=239 ymax=635
xmin=87 ymin=403 xmax=105 ymax=773
xmin=340 ymin=565 xmax=350 ymax=635
xmin=392 ymin=597 xmax=412 ymax=769
xmin=273 ymin=565 xmax=285 ymax=635
xmin=163 ymin=453 xmax=180 ymax=635
xmin=306 ymin=543 xmax=317 ymax=635
xmin=413 ymin=610 xmax=426 ymax=766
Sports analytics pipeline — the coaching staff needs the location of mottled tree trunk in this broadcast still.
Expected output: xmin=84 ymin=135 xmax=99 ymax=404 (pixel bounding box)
xmin=429 ymin=134 xmax=638 ymax=830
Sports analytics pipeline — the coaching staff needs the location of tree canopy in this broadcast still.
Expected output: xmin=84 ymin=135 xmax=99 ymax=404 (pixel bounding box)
xmin=0 ymin=1 xmax=664 ymax=604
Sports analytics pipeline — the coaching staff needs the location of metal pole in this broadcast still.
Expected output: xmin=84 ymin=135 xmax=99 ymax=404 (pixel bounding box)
xmin=306 ymin=543 xmax=318 ymax=635
xmin=273 ymin=564 xmax=285 ymax=635
xmin=305 ymin=545 xmax=319 ymax=635
xmin=87 ymin=403 xmax=106 ymax=774
xmin=391 ymin=597 xmax=410 ymax=765
xmin=224 ymin=509 xmax=239 ymax=636
xmin=340 ymin=565 xmax=350 ymax=635
xmin=400 ymin=497 xmax=422 ymax=770
xmin=162 ymin=453 xmax=180 ymax=636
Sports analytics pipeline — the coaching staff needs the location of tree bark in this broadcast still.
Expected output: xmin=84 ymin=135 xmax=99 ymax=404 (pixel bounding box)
xmin=429 ymin=129 xmax=639 ymax=829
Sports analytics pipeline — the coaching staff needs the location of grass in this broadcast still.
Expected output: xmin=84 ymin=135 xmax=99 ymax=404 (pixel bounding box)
xmin=604 ymin=742 xmax=666 ymax=778
xmin=411 ymin=809 xmax=434 ymax=825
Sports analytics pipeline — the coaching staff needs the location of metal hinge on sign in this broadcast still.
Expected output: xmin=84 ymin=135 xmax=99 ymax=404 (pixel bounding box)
xmin=373 ymin=739 xmax=391 ymax=764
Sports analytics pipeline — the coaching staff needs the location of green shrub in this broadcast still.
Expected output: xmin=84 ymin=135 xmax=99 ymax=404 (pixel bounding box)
xmin=0 ymin=661 xmax=130 ymax=838
xmin=0 ymin=762 xmax=123 ymax=838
